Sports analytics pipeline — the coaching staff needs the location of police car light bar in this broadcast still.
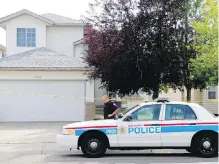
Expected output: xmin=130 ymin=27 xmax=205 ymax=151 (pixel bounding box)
xmin=154 ymin=97 xmax=169 ymax=102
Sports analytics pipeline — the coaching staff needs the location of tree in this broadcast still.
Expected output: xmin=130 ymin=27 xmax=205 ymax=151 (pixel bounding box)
xmin=190 ymin=0 xmax=218 ymax=89
xmin=83 ymin=0 xmax=208 ymax=100
xmin=177 ymin=0 xmax=218 ymax=101
xmin=83 ymin=0 xmax=189 ymax=99
xmin=168 ymin=0 xmax=205 ymax=102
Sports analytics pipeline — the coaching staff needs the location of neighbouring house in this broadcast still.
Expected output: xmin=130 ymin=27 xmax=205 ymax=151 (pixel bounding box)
xmin=117 ymin=86 xmax=218 ymax=114
xmin=0 ymin=44 xmax=5 ymax=57
xmin=158 ymin=86 xmax=218 ymax=114
xmin=0 ymin=9 xmax=96 ymax=122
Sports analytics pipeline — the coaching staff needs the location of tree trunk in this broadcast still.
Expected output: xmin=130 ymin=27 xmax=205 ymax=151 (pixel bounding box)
xmin=186 ymin=86 xmax=192 ymax=102
xmin=181 ymin=86 xmax=185 ymax=101
xmin=152 ymin=87 xmax=159 ymax=100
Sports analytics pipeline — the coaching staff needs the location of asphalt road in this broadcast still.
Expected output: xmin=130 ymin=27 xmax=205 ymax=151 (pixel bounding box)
xmin=0 ymin=122 xmax=218 ymax=164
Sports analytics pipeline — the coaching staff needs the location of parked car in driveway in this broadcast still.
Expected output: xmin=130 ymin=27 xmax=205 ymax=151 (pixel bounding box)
xmin=56 ymin=98 xmax=218 ymax=158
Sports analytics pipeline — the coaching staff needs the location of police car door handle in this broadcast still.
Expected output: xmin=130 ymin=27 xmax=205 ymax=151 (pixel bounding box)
xmin=188 ymin=123 xmax=196 ymax=125
xmin=151 ymin=124 xmax=160 ymax=126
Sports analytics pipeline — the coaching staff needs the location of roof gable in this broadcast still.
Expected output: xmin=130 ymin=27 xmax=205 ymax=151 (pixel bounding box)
xmin=0 ymin=9 xmax=54 ymax=26
xmin=0 ymin=9 xmax=85 ymax=27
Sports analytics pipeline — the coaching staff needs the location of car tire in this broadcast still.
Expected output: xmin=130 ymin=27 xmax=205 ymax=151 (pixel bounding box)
xmin=191 ymin=132 xmax=218 ymax=158
xmin=185 ymin=148 xmax=192 ymax=153
xmin=81 ymin=136 xmax=107 ymax=158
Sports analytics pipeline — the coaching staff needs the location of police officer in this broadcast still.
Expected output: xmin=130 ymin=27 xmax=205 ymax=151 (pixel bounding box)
xmin=102 ymin=95 xmax=119 ymax=119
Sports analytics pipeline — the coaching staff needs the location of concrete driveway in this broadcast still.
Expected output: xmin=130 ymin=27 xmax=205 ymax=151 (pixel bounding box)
xmin=0 ymin=122 xmax=218 ymax=164
xmin=0 ymin=122 xmax=76 ymax=163
xmin=0 ymin=122 xmax=69 ymax=144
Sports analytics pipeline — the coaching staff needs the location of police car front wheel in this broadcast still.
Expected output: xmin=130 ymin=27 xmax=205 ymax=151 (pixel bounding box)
xmin=81 ymin=137 xmax=107 ymax=158
xmin=192 ymin=133 xmax=218 ymax=158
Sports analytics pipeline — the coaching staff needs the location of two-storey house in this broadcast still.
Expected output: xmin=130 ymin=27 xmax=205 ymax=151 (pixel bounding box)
xmin=0 ymin=9 xmax=95 ymax=122
xmin=0 ymin=9 xmax=217 ymax=122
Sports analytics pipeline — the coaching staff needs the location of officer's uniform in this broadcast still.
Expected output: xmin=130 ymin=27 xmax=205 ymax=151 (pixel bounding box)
xmin=103 ymin=101 xmax=118 ymax=119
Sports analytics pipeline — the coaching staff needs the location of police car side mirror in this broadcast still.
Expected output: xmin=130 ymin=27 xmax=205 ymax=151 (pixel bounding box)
xmin=124 ymin=114 xmax=133 ymax=121
xmin=118 ymin=113 xmax=124 ymax=118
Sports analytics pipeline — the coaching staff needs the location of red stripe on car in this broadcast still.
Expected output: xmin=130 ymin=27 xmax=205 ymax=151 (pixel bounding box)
xmin=160 ymin=122 xmax=218 ymax=126
xmin=143 ymin=124 xmax=152 ymax=126
xmin=196 ymin=122 xmax=218 ymax=125
xmin=65 ymin=125 xmax=117 ymax=130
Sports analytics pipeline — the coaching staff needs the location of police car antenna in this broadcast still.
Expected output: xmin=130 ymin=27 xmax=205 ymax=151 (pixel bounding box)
xmin=154 ymin=97 xmax=169 ymax=103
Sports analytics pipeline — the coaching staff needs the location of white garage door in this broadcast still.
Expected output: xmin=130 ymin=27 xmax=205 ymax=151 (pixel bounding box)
xmin=0 ymin=80 xmax=86 ymax=122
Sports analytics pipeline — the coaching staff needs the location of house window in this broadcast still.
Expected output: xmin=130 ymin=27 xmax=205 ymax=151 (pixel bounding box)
xmin=208 ymin=86 xmax=217 ymax=99
xmin=17 ymin=28 xmax=36 ymax=47
xmin=17 ymin=28 xmax=26 ymax=47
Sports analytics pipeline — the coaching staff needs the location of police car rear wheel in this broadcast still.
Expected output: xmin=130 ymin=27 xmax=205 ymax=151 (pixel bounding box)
xmin=192 ymin=133 xmax=218 ymax=158
xmin=81 ymin=137 xmax=107 ymax=158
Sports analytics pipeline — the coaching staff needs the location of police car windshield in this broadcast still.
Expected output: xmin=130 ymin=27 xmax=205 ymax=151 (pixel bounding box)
xmin=123 ymin=104 xmax=140 ymax=115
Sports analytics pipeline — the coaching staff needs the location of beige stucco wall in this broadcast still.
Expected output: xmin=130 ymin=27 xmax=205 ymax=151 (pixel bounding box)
xmin=159 ymin=88 xmax=182 ymax=101
xmin=85 ymin=102 xmax=95 ymax=120
xmin=201 ymin=87 xmax=218 ymax=113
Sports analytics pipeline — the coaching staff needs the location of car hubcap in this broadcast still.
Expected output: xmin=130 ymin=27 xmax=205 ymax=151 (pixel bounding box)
xmin=90 ymin=141 xmax=98 ymax=150
xmin=86 ymin=139 xmax=101 ymax=154
xmin=199 ymin=136 xmax=214 ymax=154
xmin=203 ymin=141 xmax=211 ymax=149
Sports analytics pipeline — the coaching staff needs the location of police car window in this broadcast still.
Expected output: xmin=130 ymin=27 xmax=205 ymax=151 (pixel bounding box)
xmin=131 ymin=104 xmax=161 ymax=121
xmin=123 ymin=104 xmax=140 ymax=115
xmin=165 ymin=104 xmax=197 ymax=120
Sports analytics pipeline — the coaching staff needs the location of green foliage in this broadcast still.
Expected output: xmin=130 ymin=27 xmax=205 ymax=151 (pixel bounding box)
xmin=83 ymin=0 xmax=217 ymax=100
xmin=190 ymin=0 xmax=218 ymax=88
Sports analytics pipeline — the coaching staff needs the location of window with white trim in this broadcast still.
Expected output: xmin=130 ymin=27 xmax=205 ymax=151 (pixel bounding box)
xmin=208 ymin=86 xmax=217 ymax=99
xmin=17 ymin=28 xmax=36 ymax=47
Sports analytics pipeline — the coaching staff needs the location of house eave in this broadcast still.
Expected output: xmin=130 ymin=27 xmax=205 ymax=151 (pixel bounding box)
xmin=0 ymin=67 xmax=93 ymax=71
xmin=0 ymin=9 xmax=54 ymax=26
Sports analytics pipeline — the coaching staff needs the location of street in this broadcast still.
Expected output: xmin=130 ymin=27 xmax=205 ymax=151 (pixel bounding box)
xmin=0 ymin=122 xmax=218 ymax=164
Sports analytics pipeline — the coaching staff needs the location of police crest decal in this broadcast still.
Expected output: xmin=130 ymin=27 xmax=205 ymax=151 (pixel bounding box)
xmin=119 ymin=127 xmax=126 ymax=134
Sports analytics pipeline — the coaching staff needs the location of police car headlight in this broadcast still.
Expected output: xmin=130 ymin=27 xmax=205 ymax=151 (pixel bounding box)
xmin=60 ymin=128 xmax=75 ymax=135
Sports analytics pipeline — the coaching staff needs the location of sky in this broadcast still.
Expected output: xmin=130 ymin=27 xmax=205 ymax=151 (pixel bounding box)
xmin=0 ymin=0 xmax=94 ymax=46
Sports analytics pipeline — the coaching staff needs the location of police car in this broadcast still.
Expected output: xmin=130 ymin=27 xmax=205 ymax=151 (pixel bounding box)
xmin=56 ymin=98 xmax=218 ymax=158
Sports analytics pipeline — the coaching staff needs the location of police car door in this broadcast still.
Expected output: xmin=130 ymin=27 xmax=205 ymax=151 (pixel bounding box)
xmin=161 ymin=103 xmax=198 ymax=147
xmin=118 ymin=103 xmax=164 ymax=147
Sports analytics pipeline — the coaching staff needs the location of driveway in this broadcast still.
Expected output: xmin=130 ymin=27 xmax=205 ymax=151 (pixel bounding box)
xmin=0 ymin=122 xmax=69 ymax=144
xmin=0 ymin=122 xmax=74 ymax=163
xmin=0 ymin=122 xmax=218 ymax=164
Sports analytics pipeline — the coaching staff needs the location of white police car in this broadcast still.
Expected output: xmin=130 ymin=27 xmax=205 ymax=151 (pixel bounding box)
xmin=56 ymin=98 xmax=218 ymax=158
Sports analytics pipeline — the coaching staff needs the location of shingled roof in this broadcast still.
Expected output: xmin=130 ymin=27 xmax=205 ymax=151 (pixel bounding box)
xmin=41 ymin=13 xmax=82 ymax=25
xmin=0 ymin=47 xmax=88 ymax=70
